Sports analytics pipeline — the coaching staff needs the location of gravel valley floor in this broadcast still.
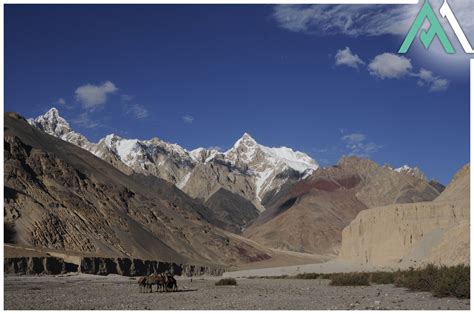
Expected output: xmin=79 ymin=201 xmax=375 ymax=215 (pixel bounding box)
xmin=4 ymin=274 xmax=470 ymax=310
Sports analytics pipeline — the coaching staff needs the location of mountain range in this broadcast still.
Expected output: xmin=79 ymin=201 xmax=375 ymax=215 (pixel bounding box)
xmin=244 ymin=156 xmax=443 ymax=255
xmin=28 ymin=108 xmax=320 ymax=213
xmin=5 ymin=112 xmax=272 ymax=266
xmin=28 ymin=108 xmax=430 ymax=210
xmin=4 ymin=107 xmax=467 ymax=270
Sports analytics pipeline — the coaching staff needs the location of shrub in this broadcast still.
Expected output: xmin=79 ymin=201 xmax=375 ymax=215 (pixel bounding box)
xmin=432 ymin=265 xmax=470 ymax=299
xmin=394 ymin=264 xmax=470 ymax=299
xmin=265 ymin=275 xmax=288 ymax=279
xmin=319 ymin=273 xmax=333 ymax=280
xmin=329 ymin=272 xmax=370 ymax=286
xmin=369 ymin=272 xmax=395 ymax=284
xmin=245 ymin=275 xmax=288 ymax=279
xmin=215 ymin=278 xmax=237 ymax=286
xmin=294 ymin=273 xmax=320 ymax=279
xmin=394 ymin=264 xmax=439 ymax=292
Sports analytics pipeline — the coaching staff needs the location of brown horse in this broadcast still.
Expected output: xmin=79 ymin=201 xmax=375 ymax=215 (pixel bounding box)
xmin=145 ymin=273 xmax=167 ymax=293
xmin=139 ymin=273 xmax=177 ymax=293
xmin=137 ymin=276 xmax=147 ymax=292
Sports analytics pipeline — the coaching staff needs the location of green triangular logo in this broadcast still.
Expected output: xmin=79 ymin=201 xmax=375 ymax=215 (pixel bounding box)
xmin=399 ymin=0 xmax=454 ymax=54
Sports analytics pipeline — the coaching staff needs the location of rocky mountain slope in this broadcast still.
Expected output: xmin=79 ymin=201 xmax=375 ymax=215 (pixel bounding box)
xmin=338 ymin=164 xmax=469 ymax=267
xmin=204 ymin=188 xmax=260 ymax=234
xmin=244 ymin=156 xmax=443 ymax=255
xmin=392 ymin=165 xmax=428 ymax=181
xmin=5 ymin=112 xmax=272 ymax=266
xmin=28 ymin=108 xmax=319 ymax=210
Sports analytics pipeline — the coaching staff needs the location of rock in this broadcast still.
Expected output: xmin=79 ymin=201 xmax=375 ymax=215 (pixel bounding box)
xmin=244 ymin=156 xmax=442 ymax=255
xmin=4 ymin=112 xmax=272 ymax=267
xmin=339 ymin=164 xmax=469 ymax=267
xmin=5 ymin=256 xmax=223 ymax=277
xmin=4 ymin=257 xmax=72 ymax=275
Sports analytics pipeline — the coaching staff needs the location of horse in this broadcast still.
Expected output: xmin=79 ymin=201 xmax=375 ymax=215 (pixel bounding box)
xmin=166 ymin=274 xmax=178 ymax=292
xmin=139 ymin=273 xmax=176 ymax=293
xmin=137 ymin=276 xmax=147 ymax=292
xmin=144 ymin=273 xmax=167 ymax=293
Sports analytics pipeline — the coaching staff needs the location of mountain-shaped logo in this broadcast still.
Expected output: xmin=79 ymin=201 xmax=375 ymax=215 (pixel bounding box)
xmin=399 ymin=0 xmax=473 ymax=54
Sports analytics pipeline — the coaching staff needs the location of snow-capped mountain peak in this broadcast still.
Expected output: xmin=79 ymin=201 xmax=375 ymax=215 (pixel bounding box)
xmin=224 ymin=133 xmax=319 ymax=201
xmin=236 ymin=132 xmax=257 ymax=146
xmin=27 ymin=107 xmax=71 ymax=136
xmin=259 ymin=145 xmax=318 ymax=174
xmin=27 ymin=108 xmax=92 ymax=149
xmin=28 ymin=108 xmax=320 ymax=209
xmin=226 ymin=133 xmax=318 ymax=172
xmin=190 ymin=147 xmax=221 ymax=163
xmin=394 ymin=165 xmax=428 ymax=181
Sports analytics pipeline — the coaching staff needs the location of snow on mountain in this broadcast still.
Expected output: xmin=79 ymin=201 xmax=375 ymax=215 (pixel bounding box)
xmin=27 ymin=108 xmax=93 ymax=150
xmin=28 ymin=108 xmax=319 ymax=206
xmin=225 ymin=133 xmax=318 ymax=172
xmin=393 ymin=165 xmax=428 ymax=181
xmin=101 ymin=134 xmax=143 ymax=166
xmin=190 ymin=147 xmax=221 ymax=163
xmin=225 ymin=133 xmax=319 ymax=200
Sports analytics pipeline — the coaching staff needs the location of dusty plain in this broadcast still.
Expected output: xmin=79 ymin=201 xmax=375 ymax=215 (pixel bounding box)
xmin=4 ymin=273 xmax=469 ymax=310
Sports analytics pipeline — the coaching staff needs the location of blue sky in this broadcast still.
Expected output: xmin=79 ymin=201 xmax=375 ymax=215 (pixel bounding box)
xmin=5 ymin=4 xmax=471 ymax=184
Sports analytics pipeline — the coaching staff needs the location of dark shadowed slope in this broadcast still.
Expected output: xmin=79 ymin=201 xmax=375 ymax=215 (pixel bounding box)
xmin=4 ymin=112 xmax=271 ymax=266
xmin=204 ymin=188 xmax=259 ymax=234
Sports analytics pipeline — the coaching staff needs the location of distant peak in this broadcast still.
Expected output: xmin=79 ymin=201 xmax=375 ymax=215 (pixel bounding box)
xmin=47 ymin=107 xmax=59 ymax=115
xmin=30 ymin=107 xmax=68 ymax=125
xmin=242 ymin=132 xmax=253 ymax=139
xmin=40 ymin=107 xmax=61 ymax=120
xmin=104 ymin=133 xmax=122 ymax=141
xmin=394 ymin=164 xmax=427 ymax=181
xmin=234 ymin=132 xmax=257 ymax=147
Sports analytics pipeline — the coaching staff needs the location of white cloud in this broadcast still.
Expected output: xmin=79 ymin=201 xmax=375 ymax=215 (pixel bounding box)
xmin=272 ymin=1 xmax=474 ymax=70
xmin=335 ymin=48 xmax=450 ymax=91
xmin=75 ymin=81 xmax=118 ymax=110
xmin=272 ymin=4 xmax=413 ymax=37
xmin=367 ymin=54 xmax=449 ymax=90
xmin=341 ymin=133 xmax=381 ymax=157
xmin=126 ymin=104 xmax=149 ymax=119
xmin=368 ymin=53 xmax=413 ymax=79
xmin=53 ymin=97 xmax=73 ymax=109
xmin=121 ymin=94 xmax=134 ymax=102
xmin=411 ymin=68 xmax=449 ymax=92
xmin=272 ymin=1 xmax=473 ymax=38
xmin=335 ymin=47 xmax=365 ymax=69
xmin=429 ymin=78 xmax=449 ymax=92
xmin=72 ymin=112 xmax=99 ymax=129
xmin=341 ymin=133 xmax=366 ymax=144
xmin=56 ymin=98 xmax=66 ymax=106
xmin=182 ymin=115 xmax=194 ymax=124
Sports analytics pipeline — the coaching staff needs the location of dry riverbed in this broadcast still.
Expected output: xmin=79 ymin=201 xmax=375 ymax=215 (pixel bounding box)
xmin=4 ymin=274 xmax=470 ymax=310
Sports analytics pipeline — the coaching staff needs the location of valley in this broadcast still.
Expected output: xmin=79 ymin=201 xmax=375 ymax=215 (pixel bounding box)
xmin=3 ymin=108 xmax=470 ymax=310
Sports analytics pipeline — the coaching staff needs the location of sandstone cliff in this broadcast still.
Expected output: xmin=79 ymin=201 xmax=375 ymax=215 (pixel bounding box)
xmin=338 ymin=164 xmax=469 ymax=267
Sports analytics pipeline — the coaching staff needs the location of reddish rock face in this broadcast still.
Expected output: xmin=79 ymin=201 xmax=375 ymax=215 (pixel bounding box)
xmin=245 ymin=156 xmax=443 ymax=255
